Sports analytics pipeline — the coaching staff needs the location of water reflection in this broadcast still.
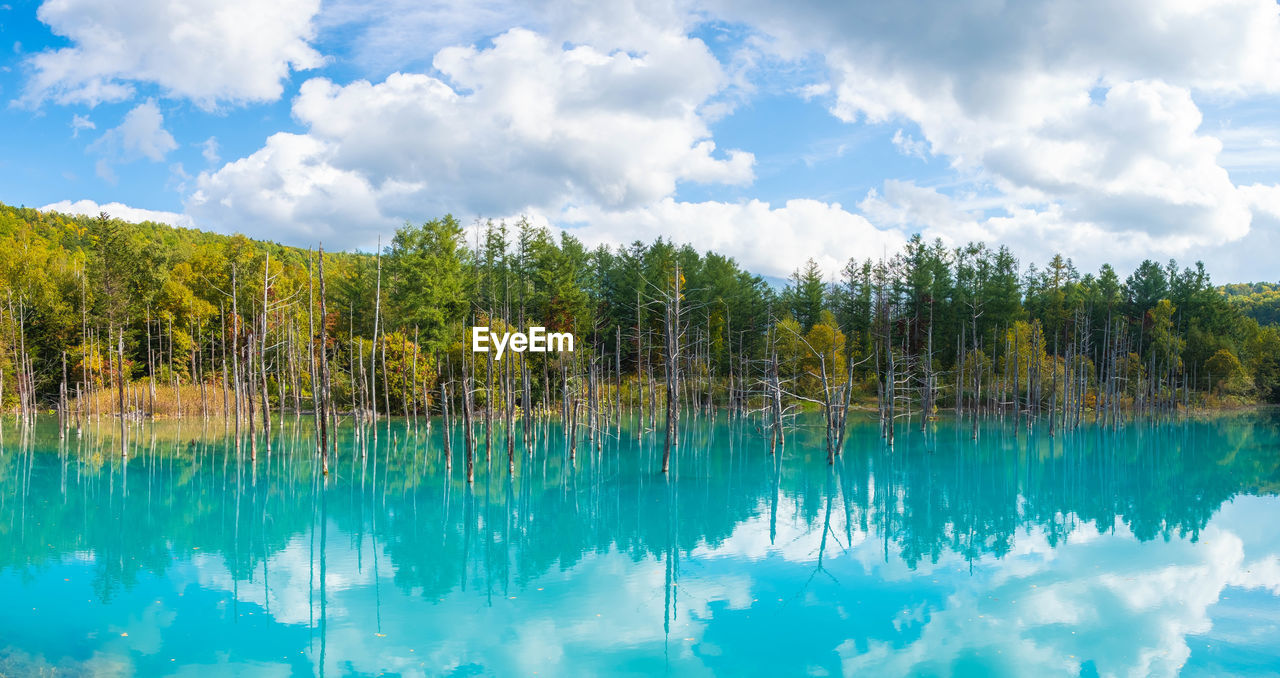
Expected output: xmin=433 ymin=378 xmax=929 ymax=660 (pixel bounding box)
xmin=1 ymin=411 xmax=1278 ymax=676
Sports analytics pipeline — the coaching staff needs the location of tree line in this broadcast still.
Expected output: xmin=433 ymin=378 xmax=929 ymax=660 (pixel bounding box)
xmin=1 ymin=202 xmax=1278 ymax=469
xmin=1223 ymin=281 xmax=1280 ymax=326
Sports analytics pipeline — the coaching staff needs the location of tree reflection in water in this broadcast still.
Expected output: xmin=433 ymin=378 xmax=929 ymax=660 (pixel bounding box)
xmin=1 ymin=410 xmax=1278 ymax=676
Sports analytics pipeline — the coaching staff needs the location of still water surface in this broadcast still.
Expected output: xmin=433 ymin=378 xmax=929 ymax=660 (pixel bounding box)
xmin=2 ymin=412 xmax=1279 ymax=677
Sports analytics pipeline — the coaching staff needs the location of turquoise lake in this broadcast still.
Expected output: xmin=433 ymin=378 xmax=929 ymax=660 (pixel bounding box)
xmin=2 ymin=411 xmax=1279 ymax=677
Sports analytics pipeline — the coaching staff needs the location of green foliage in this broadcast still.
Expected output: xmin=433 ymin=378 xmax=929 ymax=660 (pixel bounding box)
xmin=775 ymin=311 xmax=847 ymax=398
xmin=783 ymin=258 xmax=826 ymax=332
xmin=1222 ymin=282 xmax=1280 ymax=326
xmin=1205 ymin=349 xmax=1251 ymax=395
xmin=2 ymin=197 xmax=1278 ymax=412
xmin=1149 ymin=299 xmax=1185 ymax=372
xmin=1240 ymin=321 xmax=1280 ymax=403
xmin=1005 ymin=320 xmax=1048 ymax=393
xmin=385 ymin=215 xmax=469 ymax=352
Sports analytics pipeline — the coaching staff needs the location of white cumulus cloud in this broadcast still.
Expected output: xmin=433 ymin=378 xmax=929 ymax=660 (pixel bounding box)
xmin=24 ymin=0 xmax=324 ymax=108
xmin=30 ymin=0 xmax=1280 ymax=282
xmin=41 ymin=199 xmax=195 ymax=228
xmin=563 ymin=198 xmax=905 ymax=279
xmin=188 ymin=27 xmax=753 ymax=248
xmin=87 ymin=99 xmax=177 ymax=182
xmin=705 ymin=0 xmax=1280 ymax=268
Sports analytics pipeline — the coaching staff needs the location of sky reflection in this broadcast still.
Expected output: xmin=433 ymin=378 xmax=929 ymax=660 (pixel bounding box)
xmin=1 ymin=412 xmax=1278 ymax=676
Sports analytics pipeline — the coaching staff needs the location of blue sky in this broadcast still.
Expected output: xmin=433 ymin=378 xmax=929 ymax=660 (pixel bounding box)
xmin=2 ymin=0 xmax=1280 ymax=282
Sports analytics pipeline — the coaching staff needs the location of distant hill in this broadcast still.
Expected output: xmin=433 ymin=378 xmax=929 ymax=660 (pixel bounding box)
xmin=1221 ymin=282 xmax=1280 ymax=327
xmin=0 ymin=202 xmax=357 ymax=261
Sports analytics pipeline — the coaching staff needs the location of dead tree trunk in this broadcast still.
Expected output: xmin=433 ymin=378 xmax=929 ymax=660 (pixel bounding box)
xmin=661 ymin=264 xmax=681 ymax=474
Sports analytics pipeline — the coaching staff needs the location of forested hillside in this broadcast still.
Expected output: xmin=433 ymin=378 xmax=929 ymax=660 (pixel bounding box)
xmin=1222 ymin=282 xmax=1280 ymax=327
xmin=2 ymin=200 xmax=1278 ymax=432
